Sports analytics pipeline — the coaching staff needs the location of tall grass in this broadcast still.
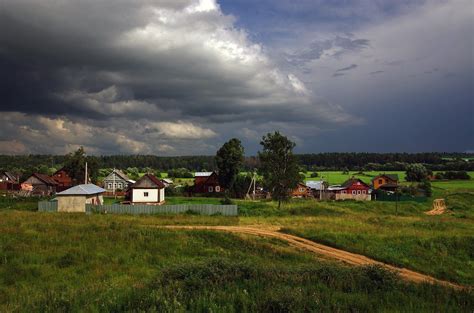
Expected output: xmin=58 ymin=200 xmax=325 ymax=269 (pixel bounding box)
xmin=0 ymin=213 xmax=472 ymax=312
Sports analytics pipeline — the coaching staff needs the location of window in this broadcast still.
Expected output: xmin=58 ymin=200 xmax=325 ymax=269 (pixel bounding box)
xmin=118 ymin=183 xmax=122 ymax=189
xmin=208 ymin=186 xmax=214 ymax=192
xmin=144 ymin=192 xmax=149 ymax=197
xmin=215 ymin=186 xmax=220 ymax=192
xmin=299 ymin=188 xmax=305 ymax=192
xmin=362 ymin=190 xmax=366 ymax=194
xmin=342 ymin=190 xmax=347 ymax=194
xmin=352 ymin=190 xmax=356 ymax=195
xmin=378 ymin=179 xmax=383 ymax=185
xmin=357 ymin=190 xmax=361 ymax=194
xmin=108 ymin=183 xmax=112 ymax=189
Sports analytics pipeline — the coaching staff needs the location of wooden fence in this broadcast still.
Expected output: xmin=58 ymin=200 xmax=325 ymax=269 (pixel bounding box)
xmin=85 ymin=204 xmax=238 ymax=216
xmin=38 ymin=201 xmax=58 ymax=212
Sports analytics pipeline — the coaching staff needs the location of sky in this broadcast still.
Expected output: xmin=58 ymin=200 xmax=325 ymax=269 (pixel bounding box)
xmin=0 ymin=0 xmax=472 ymax=155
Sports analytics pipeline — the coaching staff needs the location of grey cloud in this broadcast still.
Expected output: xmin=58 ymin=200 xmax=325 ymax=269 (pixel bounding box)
xmin=285 ymin=35 xmax=370 ymax=67
xmin=336 ymin=64 xmax=357 ymax=72
xmin=369 ymin=70 xmax=384 ymax=75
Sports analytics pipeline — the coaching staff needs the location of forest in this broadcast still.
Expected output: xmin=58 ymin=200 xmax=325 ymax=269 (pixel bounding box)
xmin=0 ymin=152 xmax=473 ymax=175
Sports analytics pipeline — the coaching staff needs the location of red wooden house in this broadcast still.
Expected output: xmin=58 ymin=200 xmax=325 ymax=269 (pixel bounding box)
xmin=51 ymin=168 xmax=73 ymax=191
xmin=194 ymin=172 xmax=223 ymax=194
xmin=328 ymin=178 xmax=371 ymax=201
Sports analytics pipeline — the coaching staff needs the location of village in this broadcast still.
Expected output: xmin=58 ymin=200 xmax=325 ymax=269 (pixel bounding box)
xmin=0 ymin=166 xmax=417 ymax=213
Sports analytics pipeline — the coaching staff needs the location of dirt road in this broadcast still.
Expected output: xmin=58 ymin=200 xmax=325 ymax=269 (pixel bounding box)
xmin=160 ymin=225 xmax=467 ymax=290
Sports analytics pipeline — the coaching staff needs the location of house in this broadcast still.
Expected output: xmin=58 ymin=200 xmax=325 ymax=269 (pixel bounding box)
xmin=327 ymin=178 xmax=371 ymax=201
xmin=194 ymin=172 xmax=223 ymax=193
xmin=0 ymin=171 xmax=20 ymax=191
xmin=21 ymin=173 xmax=58 ymax=196
xmin=306 ymin=180 xmax=327 ymax=199
xmin=129 ymin=174 xmax=165 ymax=204
xmin=0 ymin=171 xmax=18 ymax=183
xmin=103 ymin=169 xmax=135 ymax=192
xmin=372 ymin=174 xmax=399 ymax=192
xmin=51 ymin=168 xmax=73 ymax=191
xmin=291 ymin=182 xmax=313 ymax=198
xmin=55 ymin=184 xmax=105 ymax=212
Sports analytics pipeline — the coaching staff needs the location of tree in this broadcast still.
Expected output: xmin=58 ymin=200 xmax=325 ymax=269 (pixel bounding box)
xmin=215 ymin=138 xmax=244 ymax=196
xmin=63 ymin=147 xmax=98 ymax=184
xmin=258 ymin=132 xmax=301 ymax=208
xmin=405 ymin=163 xmax=430 ymax=182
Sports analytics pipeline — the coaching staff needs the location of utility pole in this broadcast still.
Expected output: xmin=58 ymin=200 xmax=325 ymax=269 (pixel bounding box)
xmin=85 ymin=162 xmax=88 ymax=184
xmin=113 ymin=167 xmax=116 ymax=198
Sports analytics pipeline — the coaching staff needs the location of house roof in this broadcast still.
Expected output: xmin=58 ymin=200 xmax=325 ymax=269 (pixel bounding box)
xmin=327 ymin=185 xmax=345 ymax=191
xmin=341 ymin=178 xmax=369 ymax=188
xmin=31 ymin=173 xmax=58 ymax=185
xmin=57 ymin=184 xmax=106 ymax=196
xmin=132 ymin=173 xmax=165 ymax=189
xmin=162 ymin=178 xmax=173 ymax=184
xmin=195 ymin=172 xmax=213 ymax=177
xmin=306 ymin=180 xmax=324 ymax=190
xmin=2 ymin=171 xmax=17 ymax=181
xmin=372 ymin=174 xmax=399 ymax=182
xmin=113 ymin=169 xmax=133 ymax=182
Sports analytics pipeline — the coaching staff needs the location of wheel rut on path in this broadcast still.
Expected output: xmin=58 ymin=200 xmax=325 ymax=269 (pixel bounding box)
xmin=158 ymin=225 xmax=467 ymax=290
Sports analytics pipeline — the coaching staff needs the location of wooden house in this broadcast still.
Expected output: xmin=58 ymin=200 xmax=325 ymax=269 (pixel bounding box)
xmin=291 ymin=182 xmax=313 ymax=198
xmin=56 ymin=184 xmax=105 ymax=212
xmin=0 ymin=171 xmax=20 ymax=191
xmin=194 ymin=172 xmax=223 ymax=194
xmin=51 ymin=168 xmax=73 ymax=191
xmin=21 ymin=173 xmax=58 ymax=196
xmin=327 ymin=178 xmax=371 ymax=201
xmin=129 ymin=174 xmax=165 ymax=204
xmin=103 ymin=169 xmax=135 ymax=192
xmin=372 ymin=174 xmax=399 ymax=191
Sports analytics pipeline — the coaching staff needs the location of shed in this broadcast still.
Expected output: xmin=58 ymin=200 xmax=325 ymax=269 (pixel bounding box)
xmin=130 ymin=174 xmax=166 ymax=204
xmin=56 ymin=184 xmax=106 ymax=212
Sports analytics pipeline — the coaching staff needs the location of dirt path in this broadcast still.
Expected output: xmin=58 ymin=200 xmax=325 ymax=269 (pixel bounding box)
xmin=159 ymin=225 xmax=467 ymax=290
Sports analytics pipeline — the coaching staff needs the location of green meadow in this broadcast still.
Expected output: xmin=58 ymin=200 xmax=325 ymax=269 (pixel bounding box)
xmin=0 ymin=179 xmax=473 ymax=312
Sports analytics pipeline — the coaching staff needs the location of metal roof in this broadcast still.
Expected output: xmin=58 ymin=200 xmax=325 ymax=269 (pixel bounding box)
xmin=306 ymin=180 xmax=324 ymax=190
xmin=195 ymin=172 xmax=213 ymax=177
xmin=56 ymin=184 xmax=106 ymax=196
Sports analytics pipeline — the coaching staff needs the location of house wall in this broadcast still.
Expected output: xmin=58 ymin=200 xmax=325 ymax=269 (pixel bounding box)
xmin=335 ymin=193 xmax=371 ymax=201
xmin=132 ymin=188 xmax=160 ymax=203
xmin=103 ymin=174 xmax=129 ymax=191
xmin=57 ymin=196 xmax=86 ymax=212
xmin=292 ymin=184 xmax=313 ymax=198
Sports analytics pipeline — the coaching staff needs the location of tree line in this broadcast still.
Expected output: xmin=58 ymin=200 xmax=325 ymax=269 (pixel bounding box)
xmin=0 ymin=152 xmax=472 ymax=175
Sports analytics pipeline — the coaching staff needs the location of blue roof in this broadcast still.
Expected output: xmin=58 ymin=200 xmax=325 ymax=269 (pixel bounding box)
xmin=56 ymin=184 xmax=106 ymax=196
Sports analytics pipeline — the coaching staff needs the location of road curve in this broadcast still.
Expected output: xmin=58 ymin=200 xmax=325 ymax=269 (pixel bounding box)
xmin=158 ymin=225 xmax=468 ymax=290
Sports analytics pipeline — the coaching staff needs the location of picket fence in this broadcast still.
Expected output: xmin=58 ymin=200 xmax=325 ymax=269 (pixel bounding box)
xmin=38 ymin=201 xmax=58 ymax=212
xmin=86 ymin=203 xmax=238 ymax=216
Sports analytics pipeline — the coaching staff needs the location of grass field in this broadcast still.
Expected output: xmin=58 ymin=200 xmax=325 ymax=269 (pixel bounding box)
xmin=0 ymin=180 xmax=473 ymax=311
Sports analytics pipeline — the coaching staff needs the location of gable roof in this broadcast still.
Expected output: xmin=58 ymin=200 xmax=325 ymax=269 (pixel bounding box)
xmin=57 ymin=184 xmax=105 ymax=195
xmin=131 ymin=174 xmax=165 ymax=189
xmin=31 ymin=173 xmax=58 ymax=185
xmin=2 ymin=171 xmax=18 ymax=181
xmin=341 ymin=178 xmax=369 ymax=188
xmin=105 ymin=169 xmax=133 ymax=182
xmin=372 ymin=174 xmax=399 ymax=182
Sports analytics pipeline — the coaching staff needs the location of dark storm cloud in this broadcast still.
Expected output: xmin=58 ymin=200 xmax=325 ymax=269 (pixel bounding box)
xmin=0 ymin=0 xmax=356 ymax=154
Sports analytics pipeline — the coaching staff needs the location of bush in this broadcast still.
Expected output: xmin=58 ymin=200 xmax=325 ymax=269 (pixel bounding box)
xmin=310 ymin=172 xmax=319 ymax=178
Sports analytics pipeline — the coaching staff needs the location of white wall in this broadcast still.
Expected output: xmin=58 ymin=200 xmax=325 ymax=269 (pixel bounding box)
xmin=132 ymin=188 xmax=159 ymax=203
